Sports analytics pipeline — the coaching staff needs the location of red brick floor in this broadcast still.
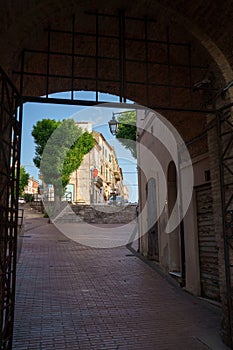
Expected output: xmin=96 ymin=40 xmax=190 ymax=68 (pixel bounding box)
xmin=13 ymin=218 xmax=229 ymax=349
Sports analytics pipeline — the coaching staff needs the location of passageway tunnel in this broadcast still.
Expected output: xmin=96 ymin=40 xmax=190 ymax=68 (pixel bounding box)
xmin=1 ymin=1 xmax=233 ymax=348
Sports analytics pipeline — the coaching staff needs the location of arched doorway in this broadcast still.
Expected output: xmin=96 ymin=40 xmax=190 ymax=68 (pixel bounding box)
xmin=146 ymin=177 xmax=159 ymax=260
xmin=167 ymin=161 xmax=181 ymax=274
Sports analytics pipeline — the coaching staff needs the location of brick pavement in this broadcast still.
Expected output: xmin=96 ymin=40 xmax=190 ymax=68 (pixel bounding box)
xmin=13 ymin=214 xmax=230 ymax=350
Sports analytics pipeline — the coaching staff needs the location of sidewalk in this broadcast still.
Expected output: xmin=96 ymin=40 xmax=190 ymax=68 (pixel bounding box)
xmin=13 ymin=212 xmax=229 ymax=349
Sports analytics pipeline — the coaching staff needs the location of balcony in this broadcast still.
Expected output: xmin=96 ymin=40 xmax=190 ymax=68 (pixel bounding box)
xmin=114 ymin=171 xmax=121 ymax=181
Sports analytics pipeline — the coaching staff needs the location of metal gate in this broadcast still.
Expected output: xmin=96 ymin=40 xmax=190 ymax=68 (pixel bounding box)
xmin=216 ymin=105 xmax=233 ymax=346
xmin=0 ymin=67 xmax=22 ymax=349
xmin=196 ymin=183 xmax=220 ymax=301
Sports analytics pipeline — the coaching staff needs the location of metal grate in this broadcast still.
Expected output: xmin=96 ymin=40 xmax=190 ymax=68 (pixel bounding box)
xmin=0 ymin=67 xmax=22 ymax=349
xmin=13 ymin=12 xmax=213 ymax=114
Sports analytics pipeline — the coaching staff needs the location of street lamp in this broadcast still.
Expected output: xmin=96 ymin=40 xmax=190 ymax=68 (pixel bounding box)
xmin=108 ymin=113 xmax=119 ymax=135
xmin=108 ymin=110 xmax=136 ymax=136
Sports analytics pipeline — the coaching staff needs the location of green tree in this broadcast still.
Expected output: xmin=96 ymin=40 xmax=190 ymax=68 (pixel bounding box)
xmin=19 ymin=166 xmax=29 ymax=196
xmin=32 ymin=118 xmax=95 ymax=197
xmin=32 ymin=118 xmax=60 ymax=168
xmin=115 ymin=111 xmax=137 ymax=158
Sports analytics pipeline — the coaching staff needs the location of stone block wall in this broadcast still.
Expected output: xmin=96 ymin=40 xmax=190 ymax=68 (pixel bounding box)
xmin=29 ymin=201 xmax=137 ymax=224
xmin=71 ymin=204 xmax=137 ymax=224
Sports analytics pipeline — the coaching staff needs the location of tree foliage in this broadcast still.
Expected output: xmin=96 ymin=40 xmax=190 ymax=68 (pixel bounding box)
xmin=32 ymin=119 xmax=60 ymax=168
xmin=19 ymin=166 xmax=29 ymax=196
xmin=32 ymin=118 xmax=95 ymax=196
xmin=62 ymin=130 xmax=95 ymax=188
xmin=115 ymin=111 xmax=137 ymax=158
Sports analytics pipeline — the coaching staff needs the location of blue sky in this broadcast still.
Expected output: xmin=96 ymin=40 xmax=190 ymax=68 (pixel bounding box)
xmin=21 ymin=91 xmax=138 ymax=202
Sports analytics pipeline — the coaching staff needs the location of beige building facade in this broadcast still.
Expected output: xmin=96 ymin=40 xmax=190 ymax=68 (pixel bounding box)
xmin=69 ymin=125 xmax=126 ymax=204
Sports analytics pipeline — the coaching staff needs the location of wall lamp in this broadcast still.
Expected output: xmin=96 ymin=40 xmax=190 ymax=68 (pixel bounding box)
xmin=193 ymin=75 xmax=233 ymax=102
xmin=221 ymin=80 xmax=233 ymax=98
xmin=193 ymin=78 xmax=212 ymax=91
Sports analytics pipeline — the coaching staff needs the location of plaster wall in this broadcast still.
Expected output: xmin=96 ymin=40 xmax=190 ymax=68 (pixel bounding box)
xmin=137 ymin=112 xmax=212 ymax=295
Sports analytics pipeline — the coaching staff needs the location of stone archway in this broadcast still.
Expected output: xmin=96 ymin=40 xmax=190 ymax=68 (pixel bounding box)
xmin=1 ymin=2 xmax=233 ymax=348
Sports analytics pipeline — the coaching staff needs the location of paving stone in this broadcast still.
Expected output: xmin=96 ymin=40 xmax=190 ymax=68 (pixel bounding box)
xmin=12 ymin=217 xmax=230 ymax=350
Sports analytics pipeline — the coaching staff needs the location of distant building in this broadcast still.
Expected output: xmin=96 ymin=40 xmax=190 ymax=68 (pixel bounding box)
xmin=123 ymin=185 xmax=129 ymax=202
xmin=69 ymin=123 xmax=126 ymax=204
xmin=24 ymin=177 xmax=39 ymax=195
xmin=76 ymin=121 xmax=92 ymax=133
